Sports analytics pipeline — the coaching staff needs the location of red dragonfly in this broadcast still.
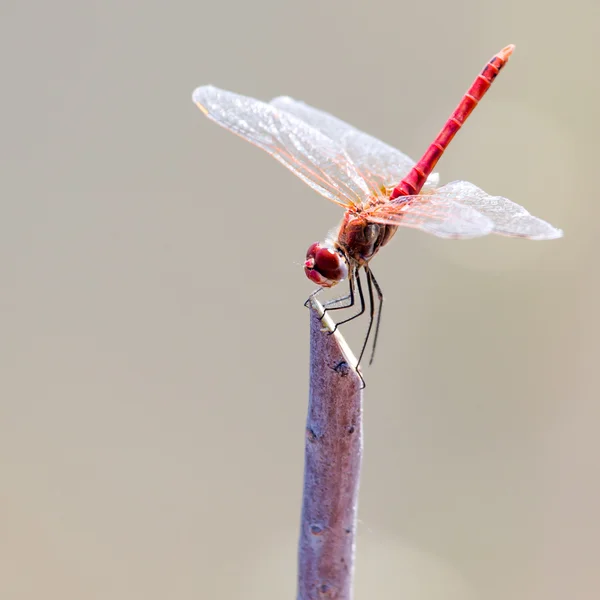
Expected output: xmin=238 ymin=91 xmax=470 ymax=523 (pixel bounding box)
xmin=193 ymin=45 xmax=562 ymax=370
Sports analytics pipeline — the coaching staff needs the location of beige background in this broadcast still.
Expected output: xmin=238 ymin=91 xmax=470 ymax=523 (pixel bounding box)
xmin=1 ymin=0 xmax=599 ymax=598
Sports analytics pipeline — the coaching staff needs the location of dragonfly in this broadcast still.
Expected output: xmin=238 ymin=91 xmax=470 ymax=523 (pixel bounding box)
xmin=192 ymin=44 xmax=562 ymax=373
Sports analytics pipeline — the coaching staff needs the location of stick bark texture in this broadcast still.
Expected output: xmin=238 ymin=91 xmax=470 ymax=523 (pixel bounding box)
xmin=297 ymin=299 xmax=363 ymax=600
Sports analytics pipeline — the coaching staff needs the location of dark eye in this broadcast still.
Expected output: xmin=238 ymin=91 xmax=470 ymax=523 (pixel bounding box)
xmin=315 ymin=248 xmax=341 ymax=274
xmin=305 ymin=242 xmax=320 ymax=260
xmin=304 ymin=242 xmax=348 ymax=287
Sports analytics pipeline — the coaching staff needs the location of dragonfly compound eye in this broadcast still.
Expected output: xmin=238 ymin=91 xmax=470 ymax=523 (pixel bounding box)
xmin=304 ymin=243 xmax=348 ymax=288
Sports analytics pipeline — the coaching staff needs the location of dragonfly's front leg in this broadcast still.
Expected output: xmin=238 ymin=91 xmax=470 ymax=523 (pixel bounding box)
xmin=322 ymin=271 xmax=356 ymax=312
xmin=305 ymin=268 xmax=366 ymax=335
xmin=304 ymin=287 xmax=323 ymax=309
xmin=325 ymin=268 xmax=366 ymax=335
xmin=322 ymin=292 xmax=352 ymax=309
xmin=305 ymin=269 xmax=355 ymax=318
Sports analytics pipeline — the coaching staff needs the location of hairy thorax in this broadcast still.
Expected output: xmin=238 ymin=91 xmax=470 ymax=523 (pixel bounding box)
xmin=335 ymin=210 xmax=398 ymax=267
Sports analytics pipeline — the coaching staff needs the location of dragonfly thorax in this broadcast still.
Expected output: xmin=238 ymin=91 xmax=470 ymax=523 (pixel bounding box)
xmin=304 ymin=241 xmax=349 ymax=288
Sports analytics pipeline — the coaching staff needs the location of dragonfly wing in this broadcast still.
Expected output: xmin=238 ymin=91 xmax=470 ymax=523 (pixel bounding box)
xmin=193 ymin=86 xmax=378 ymax=207
xmin=436 ymin=181 xmax=563 ymax=240
xmin=270 ymin=96 xmax=440 ymax=192
xmin=366 ymin=196 xmax=494 ymax=239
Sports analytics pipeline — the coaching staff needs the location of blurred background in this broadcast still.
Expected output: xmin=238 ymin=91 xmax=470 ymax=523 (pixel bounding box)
xmin=1 ymin=0 xmax=598 ymax=598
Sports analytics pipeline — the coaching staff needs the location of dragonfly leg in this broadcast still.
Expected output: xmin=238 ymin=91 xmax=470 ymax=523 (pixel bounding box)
xmin=367 ymin=268 xmax=384 ymax=365
xmin=323 ymin=292 xmax=351 ymax=309
xmin=355 ymin=267 xmax=376 ymax=369
xmin=322 ymin=274 xmax=355 ymax=312
xmin=319 ymin=270 xmax=357 ymax=333
xmin=305 ymin=274 xmax=358 ymax=336
xmin=305 ymin=276 xmax=355 ymax=320
xmin=305 ymin=270 xmax=367 ymax=389
xmin=329 ymin=269 xmax=368 ymax=389
xmin=327 ymin=267 xmax=366 ymax=335
xmin=304 ymin=287 xmax=323 ymax=309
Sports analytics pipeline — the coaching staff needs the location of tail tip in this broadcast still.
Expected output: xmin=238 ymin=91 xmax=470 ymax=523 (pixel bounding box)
xmin=499 ymin=44 xmax=516 ymax=60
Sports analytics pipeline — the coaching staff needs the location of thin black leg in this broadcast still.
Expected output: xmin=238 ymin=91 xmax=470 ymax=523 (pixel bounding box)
xmin=368 ymin=269 xmax=384 ymax=365
xmin=322 ymin=275 xmax=355 ymax=312
xmin=356 ymin=267 xmax=375 ymax=369
xmin=304 ymin=274 xmax=356 ymax=331
xmin=304 ymin=287 xmax=323 ymax=309
xmin=323 ymin=292 xmax=351 ymax=309
xmin=329 ymin=267 xmax=366 ymax=332
xmin=320 ymin=276 xmax=356 ymax=332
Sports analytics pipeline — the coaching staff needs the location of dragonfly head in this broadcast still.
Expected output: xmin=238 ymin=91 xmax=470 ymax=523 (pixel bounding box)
xmin=304 ymin=242 xmax=348 ymax=288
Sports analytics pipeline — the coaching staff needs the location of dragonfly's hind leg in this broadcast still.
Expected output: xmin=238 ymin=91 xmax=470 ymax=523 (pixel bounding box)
xmin=355 ymin=267 xmax=376 ymax=369
xmin=367 ymin=268 xmax=384 ymax=366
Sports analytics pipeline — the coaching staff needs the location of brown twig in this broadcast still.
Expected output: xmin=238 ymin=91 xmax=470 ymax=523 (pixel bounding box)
xmin=297 ymin=298 xmax=363 ymax=600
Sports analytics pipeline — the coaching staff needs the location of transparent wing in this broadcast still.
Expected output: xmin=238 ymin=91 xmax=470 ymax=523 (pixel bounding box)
xmin=365 ymin=196 xmax=494 ymax=239
xmin=193 ymin=86 xmax=380 ymax=207
xmin=435 ymin=181 xmax=563 ymax=240
xmin=270 ymin=96 xmax=440 ymax=192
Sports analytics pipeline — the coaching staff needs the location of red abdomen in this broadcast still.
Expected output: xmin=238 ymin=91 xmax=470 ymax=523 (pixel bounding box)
xmin=390 ymin=44 xmax=515 ymax=200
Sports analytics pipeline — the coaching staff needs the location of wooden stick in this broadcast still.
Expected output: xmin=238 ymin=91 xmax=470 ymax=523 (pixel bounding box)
xmin=298 ymin=298 xmax=363 ymax=600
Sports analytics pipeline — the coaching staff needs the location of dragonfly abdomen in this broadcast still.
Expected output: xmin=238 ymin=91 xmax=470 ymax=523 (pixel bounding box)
xmin=390 ymin=44 xmax=515 ymax=200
